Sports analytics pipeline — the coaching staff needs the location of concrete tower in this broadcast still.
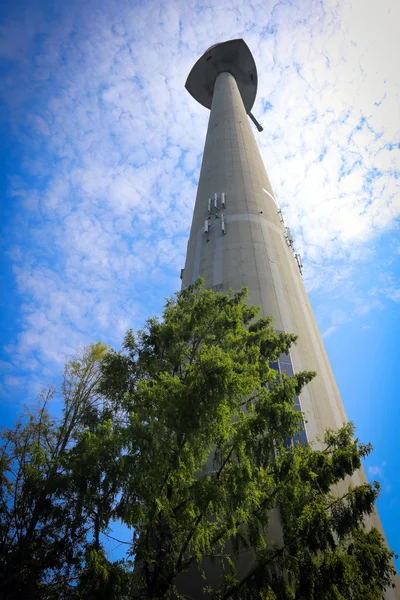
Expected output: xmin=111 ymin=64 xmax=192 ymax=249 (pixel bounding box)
xmin=182 ymin=39 xmax=398 ymax=598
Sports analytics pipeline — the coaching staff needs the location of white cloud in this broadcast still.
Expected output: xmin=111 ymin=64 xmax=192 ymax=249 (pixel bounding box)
xmin=354 ymin=299 xmax=383 ymax=317
xmin=369 ymin=272 xmax=400 ymax=304
xmin=368 ymin=462 xmax=386 ymax=478
xmin=321 ymin=325 xmax=339 ymax=339
xmin=1 ymin=0 xmax=400 ymax=395
xmin=387 ymin=289 xmax=400 ymax=302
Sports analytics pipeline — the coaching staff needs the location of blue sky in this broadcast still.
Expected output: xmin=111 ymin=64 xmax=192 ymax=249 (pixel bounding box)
xmin=1 ymin=0 xmax=399 ymax=563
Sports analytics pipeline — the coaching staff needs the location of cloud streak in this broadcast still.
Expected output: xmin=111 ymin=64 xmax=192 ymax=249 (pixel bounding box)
xmin=1 ymin=0 xmax=399 ymax=395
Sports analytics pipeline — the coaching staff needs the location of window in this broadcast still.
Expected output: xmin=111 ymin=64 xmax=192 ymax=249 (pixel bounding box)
xmin=270 ymin=334 xmax=308 ymax=447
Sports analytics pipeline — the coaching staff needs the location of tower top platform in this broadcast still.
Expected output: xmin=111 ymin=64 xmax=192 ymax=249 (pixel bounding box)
xmin=185 ymin=39 xmax=258 ymax=113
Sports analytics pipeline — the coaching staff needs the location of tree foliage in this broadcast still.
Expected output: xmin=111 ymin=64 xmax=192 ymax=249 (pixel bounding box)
xmin=0 ymin=342 xmax=120 ymax=599
xmin=0 ymin=282 xmax=397 ymax=599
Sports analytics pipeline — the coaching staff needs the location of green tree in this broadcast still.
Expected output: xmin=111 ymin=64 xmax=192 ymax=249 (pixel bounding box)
xmin=95 ymin=281 xmax=397 ymax=599
xmin=0 ymin=342 xmax=118 ymax=599
xmin=0 ymin=282 xmax=396 ymax=599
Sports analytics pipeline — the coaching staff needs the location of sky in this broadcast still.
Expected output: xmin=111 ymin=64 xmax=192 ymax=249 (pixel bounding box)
xmin=0 ymin=0 xmax=399 ymax=563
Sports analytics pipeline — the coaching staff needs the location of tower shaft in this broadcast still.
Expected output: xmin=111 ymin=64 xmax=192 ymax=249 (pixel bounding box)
xmin=183 ymin=70 xmax=345 ymax=447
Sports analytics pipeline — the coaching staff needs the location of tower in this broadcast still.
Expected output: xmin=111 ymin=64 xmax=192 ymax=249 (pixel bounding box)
xmin=181 ymin=39 xmax=398 ymax=598
xmin=183 ymin=37 xmax=347 ymax=450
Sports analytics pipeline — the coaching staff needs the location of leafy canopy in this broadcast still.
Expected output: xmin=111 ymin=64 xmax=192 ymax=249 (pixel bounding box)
xmin=97 ymin=281 xmax=397 ymax=599
xmin=0 ymin=282 xmax=397 ymax=599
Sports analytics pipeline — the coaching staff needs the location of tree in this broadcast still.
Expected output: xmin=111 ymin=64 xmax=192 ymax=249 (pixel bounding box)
xmin=0 ymin=282 xmax=396 ymax=599
xmin=96 ymin=280 xmax=397 ymax=599
xmin=0 ymin=342 xmax=118 ymax=599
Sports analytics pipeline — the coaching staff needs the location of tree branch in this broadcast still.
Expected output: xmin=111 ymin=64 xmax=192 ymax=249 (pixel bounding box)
xmin=218 ymin=547 xmax=284 ymax=600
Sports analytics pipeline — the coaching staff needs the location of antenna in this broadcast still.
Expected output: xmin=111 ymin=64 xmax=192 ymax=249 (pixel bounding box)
xmin=295 ymin=253 xmax=303 ymax=275
xmin=249 ymin=112 xmax=263 ymax=132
